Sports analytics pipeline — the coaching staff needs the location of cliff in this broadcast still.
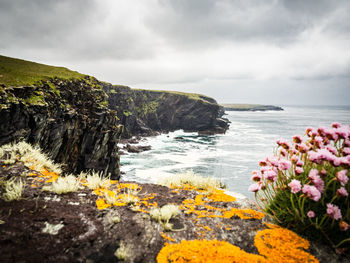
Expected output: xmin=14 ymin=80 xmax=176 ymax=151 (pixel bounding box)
xmin=104 ymin=85 xmax=229 ymax=138
xmin=222 ymin=103 xmax=284 ymax=112
xmin=0 ymin=55 xmax=122 ymax=177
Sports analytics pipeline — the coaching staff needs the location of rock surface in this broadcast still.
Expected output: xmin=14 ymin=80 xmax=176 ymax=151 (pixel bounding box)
xmin=104 ymin=85 xmax=230 ymax=138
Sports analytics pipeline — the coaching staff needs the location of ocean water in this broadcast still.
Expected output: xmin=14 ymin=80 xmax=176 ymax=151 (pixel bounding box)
xmin=120 ymin=105 xmax=350 ymax=198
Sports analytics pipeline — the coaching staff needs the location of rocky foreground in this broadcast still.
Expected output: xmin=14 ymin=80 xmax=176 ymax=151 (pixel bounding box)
xmin=0 ymin=143 xmax=347 ymax=263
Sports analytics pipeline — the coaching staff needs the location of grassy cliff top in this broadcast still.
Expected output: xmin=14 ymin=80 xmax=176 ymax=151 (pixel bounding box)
xmin=0 ymin=55 xmax=85 ymax=86
xmin=133 ymin=88 xmax=216 ymax=103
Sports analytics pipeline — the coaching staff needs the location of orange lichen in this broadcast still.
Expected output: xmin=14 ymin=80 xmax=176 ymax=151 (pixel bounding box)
xmin=41 ymin=168 xmax=59 ymax=183
xmin=181 ymin=194 xmax=264 ymax=220
xmin=161 ymin=232 xmax=176 ymax=242
xmin=255 ymin=225 xmax=319 ymax=263
xmin=96 ymin=198 xmax=111 ymax=210
xmin=157 ymin=239 xmax=267 ymax=263
xmin=157 ymin=226 xmax=319 ymax=263
xmin=207 ymin=189 xmax=236 ymax=202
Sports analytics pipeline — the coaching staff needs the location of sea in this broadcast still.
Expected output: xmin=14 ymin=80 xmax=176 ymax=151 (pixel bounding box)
xmin=120 ymin=105 xmax=350 ymax=198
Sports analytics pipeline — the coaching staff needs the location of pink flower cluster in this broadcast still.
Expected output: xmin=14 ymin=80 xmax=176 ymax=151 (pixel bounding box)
xmin=326 ymin=203 xmax=342 ymax=220
xmin=250 ymin=123 xmax=349 ymax=234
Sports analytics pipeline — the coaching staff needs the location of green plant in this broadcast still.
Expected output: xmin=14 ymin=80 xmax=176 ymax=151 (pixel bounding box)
xmin=250 ymin=123 xmax=350 ymax=250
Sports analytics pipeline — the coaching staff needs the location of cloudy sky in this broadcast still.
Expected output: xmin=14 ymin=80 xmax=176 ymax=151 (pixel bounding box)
xmin=1 ymin=0 xmax=350 ymax=105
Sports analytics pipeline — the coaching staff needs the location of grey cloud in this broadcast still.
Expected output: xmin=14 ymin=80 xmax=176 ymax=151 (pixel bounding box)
xmin=0 ymin=0 xmax=156 ymax=61
xmin=146 ymin=0 xmax=350 ymax=48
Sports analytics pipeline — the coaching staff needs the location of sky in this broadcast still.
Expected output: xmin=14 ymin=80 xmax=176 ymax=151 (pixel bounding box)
xmin=1 ymin=0 xmax=350 ymax=106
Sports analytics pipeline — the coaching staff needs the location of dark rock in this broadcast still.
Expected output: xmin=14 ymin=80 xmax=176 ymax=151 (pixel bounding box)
xmin=124 ymin=144 xmax=151 ymax=153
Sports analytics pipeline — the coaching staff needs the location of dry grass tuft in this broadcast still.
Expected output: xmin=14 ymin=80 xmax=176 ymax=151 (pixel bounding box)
xmin=150 ymin=204 xmax=180 ymax=231
xmin=158 ymin=170 xmax=225 ymax=192
xmin=2 ymin=178 xmax=25 ymax=201
xmin=43 ymin=175 xmax=81 ymax=194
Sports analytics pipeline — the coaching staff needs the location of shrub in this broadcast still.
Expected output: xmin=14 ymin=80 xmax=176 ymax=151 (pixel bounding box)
xmin=249 ymin=123 xmax=350 ymax=250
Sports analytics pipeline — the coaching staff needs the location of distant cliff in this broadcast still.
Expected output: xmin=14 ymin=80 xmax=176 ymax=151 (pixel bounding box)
xmin=222 ymin=104 xmax=283 ymax=112
xmin=104 ymin=85 xmax=229 ymax=138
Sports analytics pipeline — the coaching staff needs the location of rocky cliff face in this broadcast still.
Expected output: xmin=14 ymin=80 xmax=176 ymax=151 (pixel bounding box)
xmin=103 ymin=85 xmax=229 ymax=138
xmin=0 ymin=77 xmax=122 ymax=178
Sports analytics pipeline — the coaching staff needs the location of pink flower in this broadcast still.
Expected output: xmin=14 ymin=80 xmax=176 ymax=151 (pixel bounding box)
xmin=276 ymin=139 xmax=291 ymax=150
xmin=343 ymin=147 xmax=350 ymax=156
xmin=337 ymin=187 xmax=348 ymax=197
xmin=326 ymin=203 xmax=342 ymax=220
xmin=259 ymin=160 xmax=267 ymax=166
xmin=265 ymin=169 xmax=277 ymax=182
xmin=340 ymin=156 xmax=350 ymax=166
xmin=317 ymin=127 xmax=327 ymax=137
xmin=336 ymin=170 xmax=349 ymax=186
xmin=345 ymin=139 xmax=350 ymax=147
xmin=288 ymin=179 xmax=302 ymax=194
xmin=321 ymin=169 xmax=327 ymax=176
xmin=334 ymin=127 xmax=349 ymax=139
xmin=308 ymin=169 xmax=324 ymax=192
xmin=266 ymin=155 xmax=279 ymax=167
xmin=248 ymin=183 xmax=260 ymax=193
xmin=278 ymin=159 xmax=292 ymax=171
xmin=306 ymin=127 xmax=315 ymax=137
xmin=251 ymin=171 xmax=262 ymax=182
xmin=307 ymin=210 xmax=315 ymax=218
xmin=332 ymin=157 xmax=342 ymax=166
xmin=296 ymin=160 xmax=304 ymax=166
xmin=332 ymin=122 xmax=342 ymax=128
xmin=280 ymin=148 xmax=288 ymax=157
xmin=302 ymin=185 xmax=321 ymax=201
xmin=295 ymin=166 xmax=304 ymax=175
xmin=293 ymin=135 xmax=302 ymax=144
xmin=326 ymin=145 xmax=338 ymax=155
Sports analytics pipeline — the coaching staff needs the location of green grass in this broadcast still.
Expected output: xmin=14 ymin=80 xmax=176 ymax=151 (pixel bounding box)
xmin=0 ymin=55 xmax=85 ymax=86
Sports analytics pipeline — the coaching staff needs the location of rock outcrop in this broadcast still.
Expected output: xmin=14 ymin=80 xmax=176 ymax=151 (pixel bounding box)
xmin=103 ymin=85 xmax=230 ymax=138
xmin=0 ymin=77 xmax=122 ymax=178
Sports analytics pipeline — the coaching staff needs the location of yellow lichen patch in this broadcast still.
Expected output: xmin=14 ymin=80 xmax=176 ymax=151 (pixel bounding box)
xmin=157 ymin=239 xmax=267 ymax=263
xmin=255 ymin=225 xmax=319 ymax=263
